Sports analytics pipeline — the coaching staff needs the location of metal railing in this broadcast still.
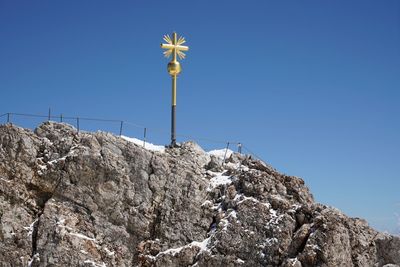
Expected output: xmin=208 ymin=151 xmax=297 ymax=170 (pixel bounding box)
xmin=0 ymin=111 xmax=265 ymax=163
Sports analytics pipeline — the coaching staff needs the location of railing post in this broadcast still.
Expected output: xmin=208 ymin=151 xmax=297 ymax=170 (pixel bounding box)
xmin=223 ymin=142 xmax=230 ymax=165
xmin=238 ymin=143 xmax=242 ymax=154
xmin=77 ymin=117 xmax=80 ymax=132
xmin=119 ymin=121 xmax=123 ymax=136
xmin=143 ymin=128 xmax=147 ymax=148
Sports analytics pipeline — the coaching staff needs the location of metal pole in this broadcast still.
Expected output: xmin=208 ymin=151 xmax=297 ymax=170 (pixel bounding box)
xmin=143 ymin=127 xmax=147 ymax=148
xmin=223 ymin=142 xmax=230 ymax=165
xmin=48 ymin=108 xmax=51 ymax=121
xmin=161 ymin=32 xmax=189 ymax=147
xmin=77 ymin=118 xmax=80 ymax=132
xmin=60 ymin=114 xmax=63 ymax=122
xmin=171 ymin=75 xmax=177 ymax=146
xmin=238 ymin=143 xmax=242 ymax=154
xmin=119 ymin=121 xmax=123 ymax=136
xmin=7 ymin=113 xmax=10 ymax=123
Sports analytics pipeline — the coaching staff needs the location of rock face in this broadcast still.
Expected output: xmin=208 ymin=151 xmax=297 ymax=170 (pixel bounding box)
xmin=0 ymin=122 xmax=399 ymax=267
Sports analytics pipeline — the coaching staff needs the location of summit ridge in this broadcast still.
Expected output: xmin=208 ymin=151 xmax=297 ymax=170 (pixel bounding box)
xmin=0 ymin=122 xmax=399 ymax=267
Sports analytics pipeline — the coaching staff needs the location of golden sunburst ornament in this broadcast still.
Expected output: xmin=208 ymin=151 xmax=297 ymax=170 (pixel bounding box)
xmin=161 ymin=33 xmax=189 ymax=60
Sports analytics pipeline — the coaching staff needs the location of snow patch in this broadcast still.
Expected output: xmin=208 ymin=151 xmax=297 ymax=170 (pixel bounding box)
xmin=292 ymin=204 xmax=302 ymax=210
xmin=210 ymin=174 xmax=232 ymax=187
xmin=270 ymin=209 xmax=277 ymax=218
xmin=104 ymin=247 xmax=115 ymax=256
xmin=38 ymin=164 xmax=47 ymax=170
xmin=36 ymin=146 xmax=79 ymax=175
xmin=238 ymin=165 xmax=249 ymax=172
xmin=121 ymin=135 xmax=165 ymax=152
xmin=83 ymin=260 xmax=106 ymax=267
xmin=208 ymin=172 xmax=232 ymax=190
xmin=228 ymin=210 xmax=237 ymax=219
xmin=288 ymin=204 xmax=302 ymax=213
xmin=191 ymin=237 xmax=210 ymax=252
xmin=225 ymin=162 xmax=240 ymax=169
xmin=157 ymin=237 xmax=211 ymax=257
xmin=265 ymin=209 xmax=283 ymax=233
xmin=236 ymin=258 xmax=245 ymax=264
xmin=287 ymin=257 xmax=300 ymax=266
xmin=265 ymin=237 xmax=278 ymax=246
xmin=56 ymin=218 xmax=67 ymax=227
xmin=220 ymin=218 xmax=229 ymax=231
xmin=37 ymin=164 xmax=47 ymax=175
xmin=235 ymin=194 xmax=271 ymax=209
xmin=158 ymin=246 xmax=184 ymax=256
xmin=306 ymin=243 xmax=321 ymax=251
xmin=208 ymin=148 xmax=233 ymax=159
xmin=201 ymin=200 xmax=213 ymax=207
xmin=56 ymin=218 xmax=96 ymax=242
xmin=23 ymin=219 xmax=38 ymax=237
xmin=48 ymin=156 xmax=67 ymax=165
xmin=69 ymin=232 xmax=96 ymax=242
xmin=28 ymin=253 xmax=40 ymax=267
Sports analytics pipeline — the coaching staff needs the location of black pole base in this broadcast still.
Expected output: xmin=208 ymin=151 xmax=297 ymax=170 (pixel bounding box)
xmin=166 ymin=141 xmax=181 ymax=149
xmin=171 ymin=105 xmax=176 ymax=147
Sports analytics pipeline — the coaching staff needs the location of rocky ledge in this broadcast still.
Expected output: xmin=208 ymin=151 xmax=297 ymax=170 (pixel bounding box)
xmin=0 ymin=122 xmax=399 ymax=267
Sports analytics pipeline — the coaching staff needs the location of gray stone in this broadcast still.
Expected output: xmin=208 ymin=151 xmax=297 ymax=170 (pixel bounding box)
xmin=0 ymin=122 xmax=399 ymax=266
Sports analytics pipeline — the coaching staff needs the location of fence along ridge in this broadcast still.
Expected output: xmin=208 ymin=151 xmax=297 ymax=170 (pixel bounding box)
xmin=0 ymin=111 xmax=266 ymax=162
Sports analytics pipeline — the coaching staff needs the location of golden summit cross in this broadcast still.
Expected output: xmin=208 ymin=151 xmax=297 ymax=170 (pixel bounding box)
xmin=161 ymin=33 xmax=189 ymax=62
xmin=161 ymin=32 xmax=189 ymax=147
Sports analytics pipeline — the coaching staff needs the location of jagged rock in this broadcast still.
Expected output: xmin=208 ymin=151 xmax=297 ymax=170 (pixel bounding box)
xmin=0 ymin=122 xmax=399 ymax=266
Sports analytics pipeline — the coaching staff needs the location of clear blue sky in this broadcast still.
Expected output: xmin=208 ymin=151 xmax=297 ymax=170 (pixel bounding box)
xmin=1 ymin=1 xmax=399 ymax=234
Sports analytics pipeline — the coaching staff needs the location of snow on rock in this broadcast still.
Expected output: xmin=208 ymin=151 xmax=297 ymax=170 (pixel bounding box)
xmin=225 ymin=161 xmax=249 ymax=172
xmin=207 ymin=148 xmax=233 ymax=159
xmin=103 ymin=247 xmax=115 ymax=257
xmin=28 ymin=253 xmax=40 ymax=267
xmin=235 ymin=194 xmax=271 ymax=209
xmin=68 ymin=232 xmax=96 ymax=242
xmin=265 ymin=237 xmax=278 ymax=246
xmin=286 ymin=257 xmax=301 ymax=266
xmin=157 ymin=237 xmax=211 ymax=257
xmin=201 ymin=200 xmax=213 ymax=207
xmin=23 ymin=219 xmax=38 ymax=237
xmin=269 ymin=209 xmax=278 ymax=218
xmin=207 ymin=171 xmax=232 ymax=190
xmin=121 ymin=135 xmax=165 ymax=152
xmin=210 ymin=174 xmax=232 ymax=188
xmin=36 ymin=163 xmax=47 ymax=175
xmin=56 ymin=218 xmax=96 ymax=242
xmin=1 ymin=122 xmax=400 ymax=267
xmin=47 ymin=156 xmax=67 ymax=165
xmin=83 ymin=260 xmax=107 ymax=267
xmin=228 ymin=210 xmax=237 ymax=219
xmin=236 ymin=258 xmax=245 ymax=264
xmin=266 ymin=209 xmax=282 ymax=228
xmin=191 ymin=237 xmax=211 ymax=253
xmin=158 ymin=246 xmax=184 ymax=257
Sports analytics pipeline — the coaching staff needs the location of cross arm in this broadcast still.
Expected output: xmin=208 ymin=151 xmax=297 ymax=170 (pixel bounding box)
xmin=160 ymin=43 xmax=189 ymax=51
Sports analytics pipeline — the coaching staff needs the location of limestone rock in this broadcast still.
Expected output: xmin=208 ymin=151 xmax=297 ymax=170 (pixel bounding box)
xmin=0 ymin=122 xmax=399 ymax=266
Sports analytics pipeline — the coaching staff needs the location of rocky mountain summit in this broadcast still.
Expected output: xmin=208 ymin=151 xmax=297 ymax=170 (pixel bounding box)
xmin=0 ymin=122 xmax=399 ymax=267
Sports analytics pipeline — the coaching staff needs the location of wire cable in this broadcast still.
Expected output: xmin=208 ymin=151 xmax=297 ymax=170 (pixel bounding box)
xmin=1 ymin=111 xmax=268 ymax=163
